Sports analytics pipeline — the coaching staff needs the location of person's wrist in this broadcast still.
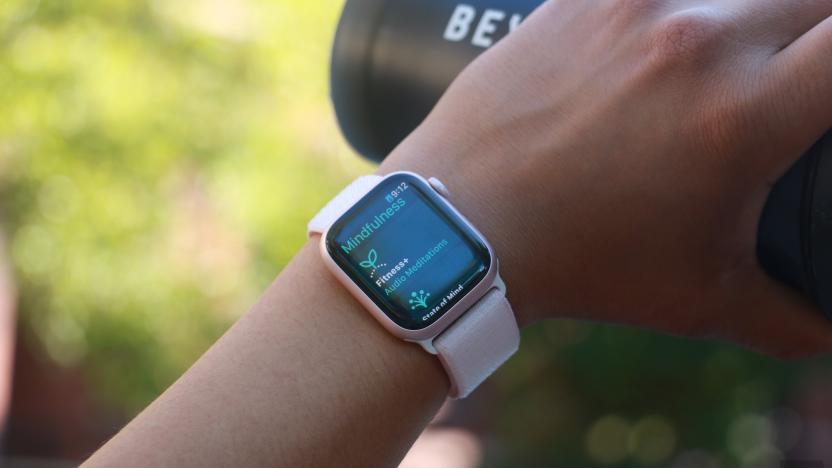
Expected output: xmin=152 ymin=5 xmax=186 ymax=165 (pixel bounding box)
xmin=379 ymin=121 xmax=548 ymax=328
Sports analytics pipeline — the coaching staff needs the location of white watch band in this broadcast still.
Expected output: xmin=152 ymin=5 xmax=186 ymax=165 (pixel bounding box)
xmin=434 ymin=286 xmax=519 ymax=398
xmin=308 ymin=176 xmax=519 ymax=399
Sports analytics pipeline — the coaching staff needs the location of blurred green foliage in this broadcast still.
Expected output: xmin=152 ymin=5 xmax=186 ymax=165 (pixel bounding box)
xmin=0 ymin=1 xmax=824 ymax=467
xmin=0 ymin=0 xmax=370 ymax=411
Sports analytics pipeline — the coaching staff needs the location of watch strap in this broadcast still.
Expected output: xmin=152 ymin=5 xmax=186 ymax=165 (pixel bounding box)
xmin=307 ymin=175 xmax=383 ymax=237
xmin=435 ymin=286 xmax=519 ymax=399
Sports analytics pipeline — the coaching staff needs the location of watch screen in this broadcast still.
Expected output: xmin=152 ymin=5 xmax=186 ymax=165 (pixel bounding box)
xmin=325 ymin=173 xmax=491 ymax=330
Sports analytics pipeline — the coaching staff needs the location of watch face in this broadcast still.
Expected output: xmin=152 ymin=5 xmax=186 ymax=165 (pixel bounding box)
xmin=325 ymin=173 xmax=491 ymax=330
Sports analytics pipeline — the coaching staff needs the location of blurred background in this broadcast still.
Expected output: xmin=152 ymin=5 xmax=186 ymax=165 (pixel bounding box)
xmin=2 ymin=1 xmax=832 ymax=467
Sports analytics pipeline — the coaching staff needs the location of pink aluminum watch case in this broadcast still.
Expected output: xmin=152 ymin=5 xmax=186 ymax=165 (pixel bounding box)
xmin=318 ymin=171 xmax=500 ymax=345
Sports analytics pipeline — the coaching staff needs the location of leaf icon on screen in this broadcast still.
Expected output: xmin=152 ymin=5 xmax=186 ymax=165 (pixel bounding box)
xmin=359 ymin=249 xmax=378 ymax=269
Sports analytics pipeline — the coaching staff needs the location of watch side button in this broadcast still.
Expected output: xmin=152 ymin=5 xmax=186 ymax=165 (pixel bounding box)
xmin=428 ymin=177 xmax=451 ymax=198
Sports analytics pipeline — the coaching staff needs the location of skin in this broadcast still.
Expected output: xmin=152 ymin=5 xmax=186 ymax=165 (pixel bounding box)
xmin=0 ymin=234 xmax=14 ymax=427
xmin=86 ymin=0 xmax=832 ymax=466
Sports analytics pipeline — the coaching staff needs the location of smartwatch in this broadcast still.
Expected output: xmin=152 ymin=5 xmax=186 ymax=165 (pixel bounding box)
xmin=308 ymin=171 xmax=519 ymax=398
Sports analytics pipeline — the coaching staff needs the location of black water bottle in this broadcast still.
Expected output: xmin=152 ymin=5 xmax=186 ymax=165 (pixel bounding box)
xmin=330 ymin=0 xmax=832 ymax=318
xmin=331 ymin=0 xmax=539 ymax=161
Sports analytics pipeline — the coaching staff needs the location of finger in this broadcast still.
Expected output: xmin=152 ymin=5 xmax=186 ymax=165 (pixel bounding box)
xmin=735 ymin=0 xmax=832 ymax=49
xmin=715 ymin=269 xmax=832 ymax=359
xmin=754 ymin=14 xmax=832 ymax=169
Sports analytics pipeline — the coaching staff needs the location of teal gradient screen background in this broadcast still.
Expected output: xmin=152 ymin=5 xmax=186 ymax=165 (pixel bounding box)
xmin=325 ymin=174 xmax=490 ymax=330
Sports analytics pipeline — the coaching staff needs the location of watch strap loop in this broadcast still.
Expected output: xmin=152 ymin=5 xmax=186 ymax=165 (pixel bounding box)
xmin=435 ymin=287 xmax=519 ymax=399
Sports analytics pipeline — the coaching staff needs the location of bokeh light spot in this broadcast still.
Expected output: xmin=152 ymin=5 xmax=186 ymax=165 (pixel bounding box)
xmin=629 ymin=415 xmax=677 ymax=465
xmin=728 ymin=413 xmax=777 ymax=462
xmin=586 ymin=414 xmax=631 ymax=465
xmin=12 ymin=224 xmax=58 ymax=276
xmin=39 ymin=175 xmax=80 ymax=223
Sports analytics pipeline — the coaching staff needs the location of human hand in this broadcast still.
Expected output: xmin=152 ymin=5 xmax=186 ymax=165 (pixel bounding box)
xmin=381 ymin=0 xmax=832 ymax=357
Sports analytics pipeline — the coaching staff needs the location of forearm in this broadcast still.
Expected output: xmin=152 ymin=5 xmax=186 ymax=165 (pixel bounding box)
xmin=82 ymin=110 xmax=541 ymax=466
xmin=84 ymin=240 xmax=448 ymax=467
